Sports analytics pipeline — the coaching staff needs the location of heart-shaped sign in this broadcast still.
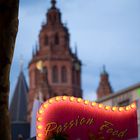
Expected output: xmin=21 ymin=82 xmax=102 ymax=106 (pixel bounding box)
xmin=36 ymin=96 xmax=138 ymax=140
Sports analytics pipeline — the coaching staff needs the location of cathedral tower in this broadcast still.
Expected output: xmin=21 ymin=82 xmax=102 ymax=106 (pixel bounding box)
xmin=96 ymin=66 xmax=113 ymax=99
xmin=28 ymin=0 xmax=82 ymax=121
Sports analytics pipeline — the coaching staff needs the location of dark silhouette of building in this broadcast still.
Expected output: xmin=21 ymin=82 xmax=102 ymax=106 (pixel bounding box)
xmin=96 ymin=66 xmax=113 ymax=99
xmin=27 ymin=0 xmax=82 ymax=121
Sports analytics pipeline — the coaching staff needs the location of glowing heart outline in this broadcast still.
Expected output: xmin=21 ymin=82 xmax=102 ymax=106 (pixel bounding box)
xmin=36 ymin=96 xmax=137 ymax=140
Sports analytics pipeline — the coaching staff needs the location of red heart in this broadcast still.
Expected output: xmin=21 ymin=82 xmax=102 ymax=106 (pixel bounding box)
xmin=36 ymin=96 xmax=138 ymax=140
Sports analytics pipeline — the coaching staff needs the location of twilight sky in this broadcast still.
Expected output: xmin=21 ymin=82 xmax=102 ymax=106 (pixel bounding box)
xmin=10 ymin=0 xmax=140 ymax=102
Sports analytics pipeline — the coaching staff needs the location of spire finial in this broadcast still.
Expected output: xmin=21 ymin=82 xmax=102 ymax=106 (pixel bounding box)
xmin=35 ymin=42 xmax=38 ymax=54
xmin=51 ymin=0 xmax=56 ymax=8
xmin=103 ymin=65 xmax=106 ymax=73
xmin=101 ymin=65 xmax=108 ymax=75
xmin=32 ymin=47 xmax=35 ymax=57
xmin=19 ymin=55 xmax=23 ymax=72
xmin=75 ymin=43 xmax=78 ymax=56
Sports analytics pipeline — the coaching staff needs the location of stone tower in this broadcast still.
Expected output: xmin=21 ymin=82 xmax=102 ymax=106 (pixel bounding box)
xmin=28 ymin=0 xmax=82 ymax=121
xmin=96 ymin=66 xmax=113 ymax=99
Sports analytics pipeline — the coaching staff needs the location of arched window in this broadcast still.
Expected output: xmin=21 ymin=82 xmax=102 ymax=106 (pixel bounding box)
xmin=48 ymin=14 xmax=56 ymax=25
xmin=49 ymin=15 xmax=52 ymax=22
xmin=64 ymin=35 xmax=68 ymax=42
xmin=55 ymin=34 xmax=59 ymax=45
xmin=45 ymin=35 xmax=49 ymax=45
xmin=61 ymin=66 xmax=67 ymax=83
xmin=52 ymin=66 xmax=58 ymax=83
xmin=43 ymin=67 xmax=48 ymax=82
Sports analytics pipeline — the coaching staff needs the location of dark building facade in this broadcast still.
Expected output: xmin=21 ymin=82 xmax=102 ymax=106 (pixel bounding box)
xmin=27 ymin=0 xmax=82 ymax=121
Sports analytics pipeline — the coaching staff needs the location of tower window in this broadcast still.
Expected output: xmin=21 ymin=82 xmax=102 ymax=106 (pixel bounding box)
xmin=45 ymin=35 xmax=49 ymax=45
xmin=54 ymin=34 xmax=59 ymax=45
xmin=61 ymin=66 xmax=67 ymax=83
xmin=43 ymin=67 xmax=48 ymax=81
xmin=49 ymin=15 xmax=52 ymax=22
xmin=64 ymin=35 xmax=68 ymax=42
xmin=52 ymin=66 xmax=58 ymax=83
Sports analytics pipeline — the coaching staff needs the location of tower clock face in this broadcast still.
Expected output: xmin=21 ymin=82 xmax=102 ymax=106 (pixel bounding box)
xmin=36 ymin=60 xmax=43 ymax=71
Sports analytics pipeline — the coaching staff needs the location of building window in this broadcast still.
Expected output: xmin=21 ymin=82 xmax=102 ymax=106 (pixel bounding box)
xmin=118 ymin=99 xmax=130 ymax=107
xmin=45 ymin=35 xmax=49 ymax=45
xmin=49 ymin=15 xmax=52 ymax=22
xmin=52 ymin=66 xmax=58 ymax=83
xmin=43 ymin=67 xmax=48 ymax=81
xmin=61 ymin=66 xmax=67 ymax=83
xmin=55 ymin=34 xmax=59 ymax=45
xmin=64 ymin=35 xmax=68 ymax=41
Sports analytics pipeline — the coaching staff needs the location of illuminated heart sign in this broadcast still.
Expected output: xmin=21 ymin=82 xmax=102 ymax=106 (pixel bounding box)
xmin=36 ymin=96 xmax=138 ymax=140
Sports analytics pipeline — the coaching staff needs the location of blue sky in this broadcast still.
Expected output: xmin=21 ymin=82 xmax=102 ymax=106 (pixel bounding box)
xmin=10 ymin=0 xmax=140 ymax=102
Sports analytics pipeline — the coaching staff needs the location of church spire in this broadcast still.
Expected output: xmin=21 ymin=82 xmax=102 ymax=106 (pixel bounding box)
xmin=45 ymin=0 xmax=61 ymax=26
xmin=10 ymin=70 xmax=28 ymax=122
xmin=51 ymin=0 xmax=56 ymax=8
